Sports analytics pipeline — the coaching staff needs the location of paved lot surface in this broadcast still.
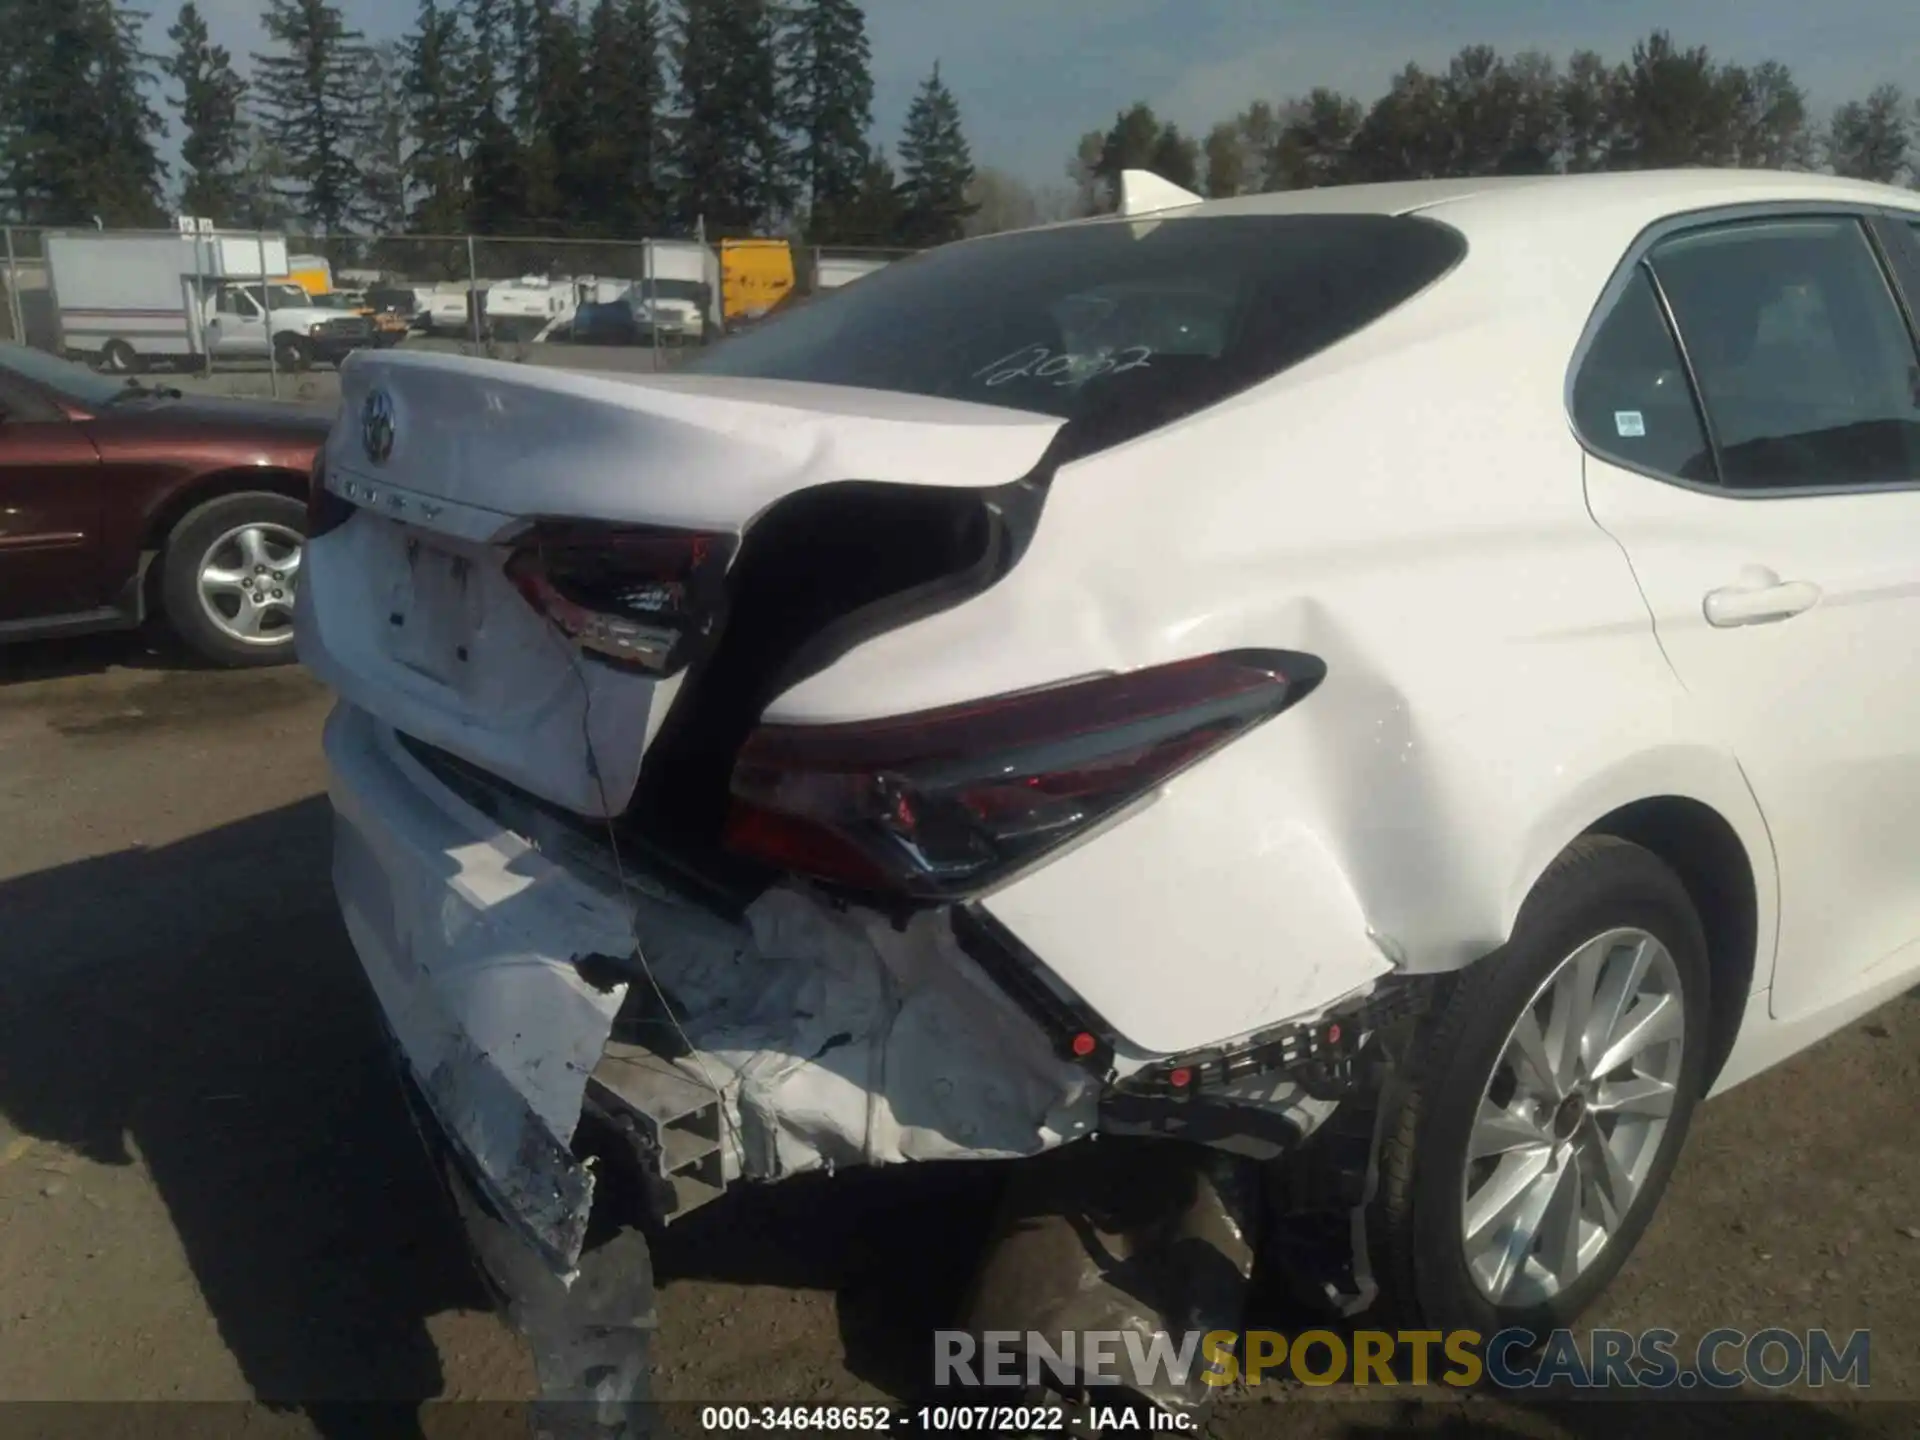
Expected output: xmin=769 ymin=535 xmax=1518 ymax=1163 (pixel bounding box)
xmin=1 ymin=637 xmax=1917 ymax=1437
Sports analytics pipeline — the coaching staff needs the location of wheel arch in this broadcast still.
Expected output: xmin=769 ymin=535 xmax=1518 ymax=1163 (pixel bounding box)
xmin=142 ymin=467 xmax=310 ymax=571
xmin=1576 ymin=797 xmax=1759 ymax=1090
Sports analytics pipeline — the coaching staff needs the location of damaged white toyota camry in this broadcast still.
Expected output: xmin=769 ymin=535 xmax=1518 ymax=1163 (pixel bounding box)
xmin=298 ymin=167 xmax=1920 ymax=1418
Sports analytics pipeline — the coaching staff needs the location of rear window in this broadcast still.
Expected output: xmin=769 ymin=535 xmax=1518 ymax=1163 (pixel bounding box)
xmin=681 ymin=214 xmax=1466 ymax=457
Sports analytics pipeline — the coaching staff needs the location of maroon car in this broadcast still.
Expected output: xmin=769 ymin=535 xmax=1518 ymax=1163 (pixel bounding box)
xmin=0 ymin=344 xmax=329 ymax=666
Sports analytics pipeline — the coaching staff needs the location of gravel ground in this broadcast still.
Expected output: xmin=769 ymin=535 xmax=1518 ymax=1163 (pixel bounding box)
xmin=0 ymin=636 xmax=1916 ymax=1437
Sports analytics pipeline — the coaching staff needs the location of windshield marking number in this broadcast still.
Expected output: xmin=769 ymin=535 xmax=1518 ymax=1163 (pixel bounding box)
xmin=974 ymin=344 xmax=1153 ymax=389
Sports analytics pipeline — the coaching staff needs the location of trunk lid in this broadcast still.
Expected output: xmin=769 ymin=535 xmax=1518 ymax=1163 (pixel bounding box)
xmin=327 ymin=350 xmax=1064 ymax=527
xmin=299 ymin=351 xmax=1064 ymax=821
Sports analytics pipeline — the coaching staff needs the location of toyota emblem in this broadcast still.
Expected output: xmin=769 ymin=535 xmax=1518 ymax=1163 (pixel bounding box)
xmin=362 ymin=387 xmax=395 ymax=464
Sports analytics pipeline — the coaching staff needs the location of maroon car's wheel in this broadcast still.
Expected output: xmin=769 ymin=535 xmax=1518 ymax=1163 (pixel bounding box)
xmin=160 ymin=491 xmax=306 ymax=667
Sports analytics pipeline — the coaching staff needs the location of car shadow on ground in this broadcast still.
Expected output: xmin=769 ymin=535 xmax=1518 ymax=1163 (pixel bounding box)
xmin=0 ymin=797 xmax=1022 ymax=1432
xmin=0 ymin=798 xmax=483 ymax=1436
xmin=648 ymin=1160 xmax=1012 ymax=1400
xmin=0 ymin=630 xmax=189 ymax=685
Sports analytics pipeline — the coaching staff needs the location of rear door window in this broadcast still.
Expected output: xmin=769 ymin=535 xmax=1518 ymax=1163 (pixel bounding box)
xmin=1650 ymin=218 xmax=1920 ymax=490
xmin=1570 ymin=269 xmax=1715 ymax=484
xmin=684 ymin=214 xmax=1466 ymax=457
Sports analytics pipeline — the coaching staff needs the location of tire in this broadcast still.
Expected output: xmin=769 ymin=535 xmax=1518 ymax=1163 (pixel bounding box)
xmin=273 ymin=333 xmax=312 ymax=372
xmin=1367 ymin=835 xmax=1711 ymax=1339
xmin=159 ymin=491 xmax=306 ymax=668
xmin=100 ymin=339 xmax=144 ymax=375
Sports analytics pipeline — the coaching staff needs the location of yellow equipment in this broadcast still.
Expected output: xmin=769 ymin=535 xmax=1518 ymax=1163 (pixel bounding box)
xmin=719 ymin=238 xmax=795 ymax=321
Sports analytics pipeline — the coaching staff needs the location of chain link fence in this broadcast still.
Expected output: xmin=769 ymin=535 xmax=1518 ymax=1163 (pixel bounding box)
xmin=1 ymin=222 xmax=918 ymax=399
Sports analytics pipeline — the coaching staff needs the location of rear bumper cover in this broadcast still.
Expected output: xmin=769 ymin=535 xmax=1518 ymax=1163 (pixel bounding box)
xmin=323 ymin=701 xmax=1103 ymax=1274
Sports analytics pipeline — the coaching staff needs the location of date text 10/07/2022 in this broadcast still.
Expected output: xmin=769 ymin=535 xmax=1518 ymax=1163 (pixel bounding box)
xmin=698 ymin=1406 xmax=1195 ymax=1433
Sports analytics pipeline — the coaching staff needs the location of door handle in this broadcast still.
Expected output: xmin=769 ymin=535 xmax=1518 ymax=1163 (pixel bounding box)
xmin=1703 ymin=569 xmax=1822 ymax=628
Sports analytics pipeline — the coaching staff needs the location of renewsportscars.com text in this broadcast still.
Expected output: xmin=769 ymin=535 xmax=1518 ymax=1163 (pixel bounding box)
xmin=934 ymin=1327 xmax=1871 ymax=1391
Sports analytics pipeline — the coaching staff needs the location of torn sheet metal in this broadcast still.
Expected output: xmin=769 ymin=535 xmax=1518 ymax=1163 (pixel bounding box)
xmin=329 ymin=694 xmax=1100 ymax=1275
xmin=606 ymin=888 xmax=1104 ymax=1187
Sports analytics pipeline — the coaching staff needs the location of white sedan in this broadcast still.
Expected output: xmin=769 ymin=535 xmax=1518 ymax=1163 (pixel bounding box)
xmin=297 ymin=167 xmax=1920 ymax=1403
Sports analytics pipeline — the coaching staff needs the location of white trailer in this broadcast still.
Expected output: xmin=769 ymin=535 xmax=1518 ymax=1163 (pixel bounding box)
xmin=44 ymin=228 xmax=377 ymax=373
xmin=485 ymin=275 xmax=578 ymax=343
xmin=814 ymin=254 xmax=891 ymax=290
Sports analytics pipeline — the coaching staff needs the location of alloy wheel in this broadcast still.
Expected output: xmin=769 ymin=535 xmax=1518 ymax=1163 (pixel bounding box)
xmin=196 ymin=521 xmax=302 ymax=647
xmin=1460 ymin=926 xmax=1687 ymax=1307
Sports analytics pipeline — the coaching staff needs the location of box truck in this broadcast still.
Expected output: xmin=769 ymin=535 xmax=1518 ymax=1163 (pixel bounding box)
xmin=635 ymin=240 xmax=725 ymax=340
xmin=718 ymin=238 xmax=795 ymax=320
xmin=44 ymin=228 xmax=378 ymax=373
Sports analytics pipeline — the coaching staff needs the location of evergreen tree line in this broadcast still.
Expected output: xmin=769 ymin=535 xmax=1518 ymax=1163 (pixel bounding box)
xmin=9 ymin=12 xmax=1920 ymax=254
xmin=0 ymin=0 xmax=978 ymax=250
xmin=1070 ymin=32 xmax=1919 ymax=213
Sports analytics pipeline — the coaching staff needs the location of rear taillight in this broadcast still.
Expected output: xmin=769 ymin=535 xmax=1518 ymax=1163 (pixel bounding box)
xmin=722 ymin=649 xmax=1324 ymax=900
xmin=504 ymin=521 xmax=737 ymax=676
xmin=306 ymin=453 xmax=356 ymax=539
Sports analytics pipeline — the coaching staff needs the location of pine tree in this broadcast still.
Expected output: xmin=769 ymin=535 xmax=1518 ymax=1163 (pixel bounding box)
xmin=1270 ymin=89 xmax=1363 ymax=189
xmin=780 ymin=0 xmax=873 ymax=242
xmin=88 ymin=0 xmax=169 ymax=224
xmin=163 ymin=2 xmax=248 ymax=222
xmin=896 ymin=63 xmax=975 ymax=246
xmin=1202 ymin=120 xmax=1246 ymax=198
xmin=1348 ymin=64 xmax=1455 ymax=181
xmin=1559 ymin=51 xmax=1621 ymax=173
xmin=1093 ymin=102 xmax=1164 ymax=204
xmin=508 ymin=0 xmax=539 ymax=133
xmin=462 ymin=0 xmax=526 ymax=232
xmin=580 ymin=0 xmax=664 ymax=235
xmin=231 ymin=120 xmax=295 ymax=229
xmin=519 ymin=0 xmax=589 ymax=228
xmin=1827 ymin=84 xmax=1911 ymax=183
xmin=1728 ymin=61 xmax=1812 ymax=170
xmin=667 ymin=0 xmax=790 ymax=232
xmin=358 ymin=42 xmax=410 ymax=236
xmin=836 ymin=145 xmax=902 ymax=247
xmin=1607 ymin=31 xmax=1747 ymax=169
xmin=1067 ymin=129 xmax=1105 ymax=214
xmin=402 ymin=0 xmax=471 ymax=233
xmin=1147 ymin=124 xmax=1199 ymax=191
xmin=252 ymin=0 xmax=376 ymax=233
xmin=1 ymin=0 xmax=167 ymax=225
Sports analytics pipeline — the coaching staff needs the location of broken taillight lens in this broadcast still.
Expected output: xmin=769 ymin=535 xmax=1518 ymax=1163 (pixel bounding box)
xmin=306 ymin=452 xmax=356 ymax=539
xmin=504 ymin=521 xmax=737 ymax=676
xmin=722 ymin=649 xmax=1324 ymax=900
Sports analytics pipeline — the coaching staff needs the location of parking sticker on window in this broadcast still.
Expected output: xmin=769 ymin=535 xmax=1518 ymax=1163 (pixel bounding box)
xmin=1614 ymin=410 xmax=1647 ymax=438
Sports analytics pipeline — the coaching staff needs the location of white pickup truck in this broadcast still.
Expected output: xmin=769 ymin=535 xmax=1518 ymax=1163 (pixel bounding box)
xmin=46 ymin=230 xmax=379 ymax=373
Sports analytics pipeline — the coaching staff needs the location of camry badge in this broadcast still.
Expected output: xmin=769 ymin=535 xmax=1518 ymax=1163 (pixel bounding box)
xmin=362 ymin=387 xmax=395 ymax=464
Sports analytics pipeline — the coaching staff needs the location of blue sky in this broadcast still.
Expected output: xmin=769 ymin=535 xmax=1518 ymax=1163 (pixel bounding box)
xmin=154 ymin=0 xmax=1920 ymax=190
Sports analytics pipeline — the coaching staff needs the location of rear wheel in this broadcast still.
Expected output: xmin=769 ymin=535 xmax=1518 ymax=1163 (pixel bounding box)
xmin=273 ymin=333 xmax=312 ymax=372
xmin=100 ymin=339 xmax=144 ymax=374
xmin=159 ymin=491 xmax=305 ymax=667
xmin=1368 ymin=836 xmax=1710 ymax=1338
